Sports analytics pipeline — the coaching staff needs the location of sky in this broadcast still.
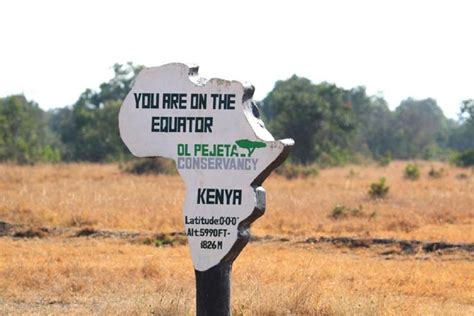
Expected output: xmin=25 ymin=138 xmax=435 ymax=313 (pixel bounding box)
xmin=0 ymin=0 xmax=472 ymax=119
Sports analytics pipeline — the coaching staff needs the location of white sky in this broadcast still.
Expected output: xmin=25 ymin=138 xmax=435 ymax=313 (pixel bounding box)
xmin=0 ymin=0 xmax=472 ymax=119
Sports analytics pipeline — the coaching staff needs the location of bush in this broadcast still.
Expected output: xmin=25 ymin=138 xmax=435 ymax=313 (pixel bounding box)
xmin=456 ymin=173 xmax=469 ymax=180
xmin=451 ymin=149 xmax=474 ymax=167
xmin=330 ymin=204 xmax=363 ymax=219
xmin=369 ymin=177 xmax=389 ymax=199
xmin=38 ymin=145 xmax=61 ymax=163
xmin=317 ymin=149 xmax=355 ymax=168
xmin=275 ymin=163 xmax=319 ymax=179
xmin=346 ymin=168 xmax=358 ymax=178
xmin=404 ymin=163 xmax=420 ymax=180
xmin=428 ymin=166 xmax=444 ymax=178
xmin=122 ymin=158 xmax=177 ymax=175
xmin=376 ymin=152 xmax=392 ymax=167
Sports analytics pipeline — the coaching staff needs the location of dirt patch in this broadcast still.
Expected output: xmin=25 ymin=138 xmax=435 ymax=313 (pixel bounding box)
xmin=13 ymin=227 xmax=49 ymax=238
xmin=0 ymin=221 xmax=12 ymax=236
xmin=1 ymin=220 xmax=473 ymax=256
xmin=75 ymin=227 xmax=98 ymax=237
xmin=303 ymin=236 xmax=474 ymax=255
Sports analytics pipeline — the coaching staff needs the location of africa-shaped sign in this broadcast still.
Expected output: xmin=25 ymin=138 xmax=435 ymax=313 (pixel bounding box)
xmin=119 ymin=63 xmax=293 ymax=271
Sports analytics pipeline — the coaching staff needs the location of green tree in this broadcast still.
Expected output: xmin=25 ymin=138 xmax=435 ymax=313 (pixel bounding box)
xmin=392 ymin=98 xmax=449 ymax=159
xmin=0 ymin=95 xmax=60 ymax=164
xmin=348 ymin=87 xmax=395 ymax=159
xmin=51 ymin=62 xmax=143 ymax=161
xmin=460 ymin=99 xmax=474 ymax=124
xmin=448 ymin=100 xmax=474 ymax=152
xmin=261 ymin=75 xmax=355 ymax=165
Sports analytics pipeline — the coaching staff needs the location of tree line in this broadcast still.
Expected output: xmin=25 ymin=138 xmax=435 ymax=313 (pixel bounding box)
xmin=0 ymin=63 xmax=472 ymax=166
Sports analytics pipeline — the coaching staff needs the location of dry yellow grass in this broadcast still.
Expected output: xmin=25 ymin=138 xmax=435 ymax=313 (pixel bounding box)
xmin=0 ymin=238 xmax=472 ymax=315
xmin=0 ymin=162 xmax=473 ymax=314
xmin=0 ymin=161 xmax=472 ymax=242
xmin=262 ymin=161 xmax=474 ymax=242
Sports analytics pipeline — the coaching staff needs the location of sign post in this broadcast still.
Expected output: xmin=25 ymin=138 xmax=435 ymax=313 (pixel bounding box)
xmin=119 ymin=63 xmax=293 ymax=315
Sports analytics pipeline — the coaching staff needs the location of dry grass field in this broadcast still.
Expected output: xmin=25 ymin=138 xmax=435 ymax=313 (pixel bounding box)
xmin=0 ymin=161 xmax=473 ymax=315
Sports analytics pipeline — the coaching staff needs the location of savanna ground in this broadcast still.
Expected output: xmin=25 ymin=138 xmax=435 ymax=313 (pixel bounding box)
xmin=0 ymin=161 xmax=473 ymax=315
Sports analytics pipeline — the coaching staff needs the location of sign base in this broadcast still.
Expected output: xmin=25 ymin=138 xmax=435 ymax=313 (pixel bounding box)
xmin=195 ymin=261 xmax=232 ymax=316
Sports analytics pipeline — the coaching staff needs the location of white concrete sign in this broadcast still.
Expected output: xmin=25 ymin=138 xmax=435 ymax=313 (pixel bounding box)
xmin=119 ymin=63 xmax=293 ymax=271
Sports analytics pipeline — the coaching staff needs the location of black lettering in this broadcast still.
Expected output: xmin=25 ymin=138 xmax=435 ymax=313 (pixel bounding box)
xmin=134 ymin=93 xmax=141 ymax=108
xmin=207 ymin=189 xmax=215 ymax=204
xmin=162 ymin=93 xmax=187 ymax=109
xmin=179 ymin=93 xmax=187 ymax=109
xmin=143 ymin=93 xmax=151 ymax=108
xmin=195 ymin=188 xmax=242 ymax=205
xmin=160 ymin=116 xmax=168 ymax=132
xmin=205 ymin=117 xmax=213 ymax=132
xmin=168 ymin=116 xmax=177 ymax=132
xmin=215 ymin=189 xmax=224 ymax=205
xmin=228 ymin=94 xmax=235 ymax=109
xmin=225 ymin=189 xmax=232 ymax=204
xmin=150 ymin=93 xmax=159 ymax=108
xmin=233 ymin=189 xmax=242 ymax=205
xmin=151 ymin=117 xmax=160 ymax=132
xmin=178 ymin=117 xmax=187 ymax=132
xmin=134 ymin=93 xmax=159 ymax=108
xmin=211 ymin=94 xmax=236 ymax=110
xmin=171 ymin=94 xmax=179 ymax=108
xmin=187 ymin=117 xmax=195 ymax=132
xmin=197 ymin=188 xmax=205 ymax=204
xmin=162 ymin=94 xmax=170 ymax=108
xmin=150 ymin=116 xmax=213 ymax=133
xmin=191 ymin=94 xmax=207 ymax=109
xmin=211 ymin=94 xmax=219 ymax=109
xmin=195 ymin=117 xmax=203 ymax=133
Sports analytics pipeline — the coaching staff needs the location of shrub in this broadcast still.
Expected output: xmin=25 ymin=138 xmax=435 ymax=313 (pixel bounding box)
xmin=122 ymin=158 xmax=177 ymax=175
xmin=369 ymin=177 xmax=389 ymax=199
xmin=317 ymin=148 xmax=360 ymax=168
xmin=404 ymin=163 xmax=420 ymax=180
xmin=456 ymin=173 xmax=469 ymax=180
xmin=275 ymin=163 xmax=319 ymax=179
xmin=151 ymin=233 xmax=187 ymax=247
xmin=38 ymin=145 xmax=62 ymax=163
xmin=428 ymin=166 xmax=444 ymax=178
xmin=346 ymin=168 xmax=358 ymax=178
xmin=451 ymin=149 xmax=474 ymax=167
xmin=330 ymin=204 xmax=363 ymax=219
xmin=376 ymin=152 xmax=392 ymax=167
xmin=154 ymin=234 xmax=175 ymax=247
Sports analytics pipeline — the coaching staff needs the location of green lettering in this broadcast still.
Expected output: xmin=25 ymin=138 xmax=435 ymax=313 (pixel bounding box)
xmin=202 ymin=144 xmax=209 ymax=156
xmin=194 ymin=144 xmax=202 ymax=156
xmin=230 ymin=145 xmax=238 ymax=157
